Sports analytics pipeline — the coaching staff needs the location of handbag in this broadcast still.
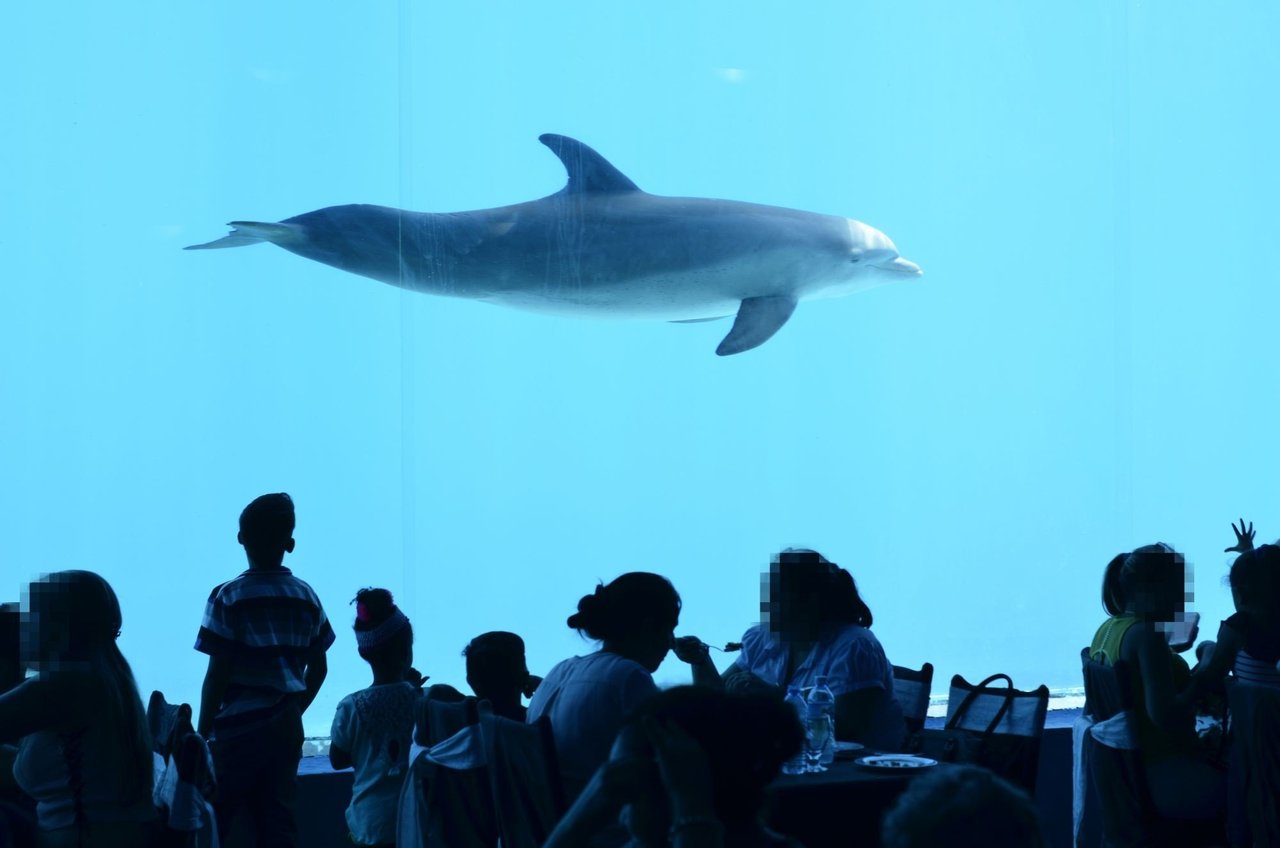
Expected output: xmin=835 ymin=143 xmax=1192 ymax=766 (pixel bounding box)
xmin=907 ymin=673 xmax=1041 ymax=791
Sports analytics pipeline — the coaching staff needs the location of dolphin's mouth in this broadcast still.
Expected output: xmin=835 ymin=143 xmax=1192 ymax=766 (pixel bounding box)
xmin=879 ymin=257 xmax=923 ymax=276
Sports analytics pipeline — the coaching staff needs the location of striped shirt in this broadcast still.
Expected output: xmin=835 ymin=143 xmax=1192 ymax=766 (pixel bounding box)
xmin=1234 ymin=650 xmax=1280 ymax=689
xmin=195 ymin=567 xmax=335 ymax=734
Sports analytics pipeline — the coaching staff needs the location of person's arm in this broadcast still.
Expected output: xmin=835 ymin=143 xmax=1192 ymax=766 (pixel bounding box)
xmin=328 ymin=696 xmax=353 ymax=770
xmin=328 ymin=742 xmax=352 ymax=771
xmin=673 ymin=637 xmax=726 ymax=688
xmin=541 ymin=757 xmax=648 ymax=848
xmin=298 ymin=650 xmax=327 ymax=715
xmin=197 ymin=654 xmax=233 ymax=737
xmin=1132 ymin=622 xmax=1191 ymax=733
xmin=0 ymin=675 xmax=83 ymax=743
xmin=1179 ymin=621 xmax=1242 ymax=708
xmin=647 ymin=717 xmax=722 ymax=848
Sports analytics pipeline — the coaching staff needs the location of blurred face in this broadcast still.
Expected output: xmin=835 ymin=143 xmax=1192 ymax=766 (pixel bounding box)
xmin=21 ymin=582 xmax=72 ymax=668
xmin=1129 ymin=564 xmax=1188 ymax=621
xmin=766 ymin=575 xmax=823 ymax=642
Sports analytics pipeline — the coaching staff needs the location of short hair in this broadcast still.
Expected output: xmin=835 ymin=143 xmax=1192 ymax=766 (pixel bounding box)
xmin=464 ymin=631 xmax=527 ymax=697
xmin=239 ymin=493 xmax=295 ymax=552
xmin=881 ymin=764 xmax=1046 ymax=848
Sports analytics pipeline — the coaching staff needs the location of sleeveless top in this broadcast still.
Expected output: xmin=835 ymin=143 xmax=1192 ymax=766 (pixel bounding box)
xmin=1090 ymin=614 xmax=1193 ymax=762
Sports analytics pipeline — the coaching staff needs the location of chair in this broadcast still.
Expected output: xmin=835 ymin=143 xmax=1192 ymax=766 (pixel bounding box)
xmin=942 ymin=672 xmax=1049 ymax=793
xmin=892 ymin=661 xmax=934 ymax=739
xmin=398 ymin=691 xmax=565 ymax=848
xmin=1079 ymin=648 xmax=1223 ymax=847
xmin=147 ymin=691 xmax=218 ymax=848
xmin=1225 ymin=680 xmax=1280 ymax=846
xmin=1079 ymin=648 xmax=1159 ymax=847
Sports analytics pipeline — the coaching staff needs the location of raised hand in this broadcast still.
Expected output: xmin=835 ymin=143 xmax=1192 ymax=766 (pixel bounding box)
xmin=1225 ymin=518 xmax=1255 ymax=554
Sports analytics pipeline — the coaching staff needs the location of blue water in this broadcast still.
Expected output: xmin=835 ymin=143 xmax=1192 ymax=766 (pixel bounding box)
xmin=3 ymin=3 xmax=1278 ymax=736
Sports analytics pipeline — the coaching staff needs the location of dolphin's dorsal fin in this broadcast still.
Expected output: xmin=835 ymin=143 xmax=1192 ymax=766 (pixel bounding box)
xmin=539 ymin=134 xmax=642 ymax=194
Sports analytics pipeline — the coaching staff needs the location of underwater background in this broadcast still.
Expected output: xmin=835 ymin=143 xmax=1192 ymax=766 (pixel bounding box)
xmin=3 ymin=1 xmax=1278 ymax=737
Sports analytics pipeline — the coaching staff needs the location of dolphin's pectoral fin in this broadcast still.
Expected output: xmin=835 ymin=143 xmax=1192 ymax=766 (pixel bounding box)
xmin=669 ymin=316 xmax=730 ymax=324
xmin=715 ymin=296 xmax=798 ymax=356
xmin=539 ymin=134 xmax=642 ymax=195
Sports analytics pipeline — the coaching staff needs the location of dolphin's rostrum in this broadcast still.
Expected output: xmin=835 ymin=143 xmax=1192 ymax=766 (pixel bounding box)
xmin=187 ymin=134 xmax=921 ymax=355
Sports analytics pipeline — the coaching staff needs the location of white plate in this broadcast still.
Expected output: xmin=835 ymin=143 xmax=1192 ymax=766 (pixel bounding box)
xmin=855 ymin=754 xmax=937 ymax=769
xmin=834 ymin=741 xmax=865 ymax=755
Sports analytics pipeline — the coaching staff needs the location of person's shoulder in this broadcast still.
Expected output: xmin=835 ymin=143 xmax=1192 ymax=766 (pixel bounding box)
xmin=1224 ymin=611 xmax=1253 ymax=633
xmin=830 ymin=621 xmax=882 ymax=648
xmin=1118 ymin=617 xmax=1166 ymax=659
xmin=592 ymin=650 xmax=649 ymax=674
xmin=240 ymin=568 xmax=325 ymax=605
xmin=739 ymin=622 xmax=771 ymax=650
xmin=205 ymin=575 xmax=246 ymax=603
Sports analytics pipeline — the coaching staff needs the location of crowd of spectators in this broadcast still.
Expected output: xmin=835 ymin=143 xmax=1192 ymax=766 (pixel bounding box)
xmin=2 ymin=492 xmax=1276 ymax=846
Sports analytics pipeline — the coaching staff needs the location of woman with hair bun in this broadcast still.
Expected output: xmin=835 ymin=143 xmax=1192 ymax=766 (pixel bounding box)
xmin=677 ymin=548 xmax=904 ymax=750
xmin=528 ymin=572 xmax=682 ymax=809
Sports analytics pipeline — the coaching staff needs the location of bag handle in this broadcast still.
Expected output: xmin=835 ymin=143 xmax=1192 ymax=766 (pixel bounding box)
xmin=945 ymin=673 xmax=1016 ymax=735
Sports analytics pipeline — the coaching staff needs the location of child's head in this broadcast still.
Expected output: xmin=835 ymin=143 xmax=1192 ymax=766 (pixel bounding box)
xmin=352 ymin=588 xmax=413 ymax=679
xmin=463 ymin=631 xmax=528 ymax=704
xmin=1120 ymin=543 xmax=1189 ymax=621
xmin=22 ymin=570 xmax=123 ymax=669
xmin=1229 ymin=544 xmax=1280 ymax=620
xmin=238 ymin=493 xmax=296 ymax=567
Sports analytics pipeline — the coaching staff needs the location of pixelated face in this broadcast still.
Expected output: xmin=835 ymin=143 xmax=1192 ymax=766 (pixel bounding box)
xmin=20 ymin=579 xmax=71 ymax=667
xmin=1130 ymin=559 xmax=1192 ymax=620
xmin=761 ymin=566 xmax=823 ymax=641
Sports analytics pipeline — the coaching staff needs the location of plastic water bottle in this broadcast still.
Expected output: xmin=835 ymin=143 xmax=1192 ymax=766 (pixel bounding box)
xmin=807 ymin=676 xmax=836 ymax=765
xmin=782 ymin=686 xmax=808 ymax=774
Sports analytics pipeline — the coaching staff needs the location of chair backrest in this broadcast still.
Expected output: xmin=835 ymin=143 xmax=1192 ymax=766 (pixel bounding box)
xmin=892 ymin=662 xmax=934 ymax=735
xmin=147 ymin=690 xmax=194 ymax=761
xmin=1079 ymin=647 xmax=1134 ymax=722
xmin=148 ymin=690 xmax=218 ymax=843
xmin=945 ymin=673 xmax=1048 ymax=738
xmin=410 ymin=693 xmax=565 ymax=848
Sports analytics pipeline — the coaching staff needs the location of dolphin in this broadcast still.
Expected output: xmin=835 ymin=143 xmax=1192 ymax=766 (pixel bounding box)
xmin=187 ymin=134 xmax=921 ymax=355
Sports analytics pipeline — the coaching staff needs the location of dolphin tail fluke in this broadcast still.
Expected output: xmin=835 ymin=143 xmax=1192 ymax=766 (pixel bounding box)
xmin=715 ymin=295 xmax=798 ymax=356
xmin=184 ymin=221 xmax=300 ymax=250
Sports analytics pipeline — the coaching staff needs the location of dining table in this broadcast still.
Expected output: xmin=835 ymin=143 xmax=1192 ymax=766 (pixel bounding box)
xmin=765 ymin=753 xmax=961 ymax=848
